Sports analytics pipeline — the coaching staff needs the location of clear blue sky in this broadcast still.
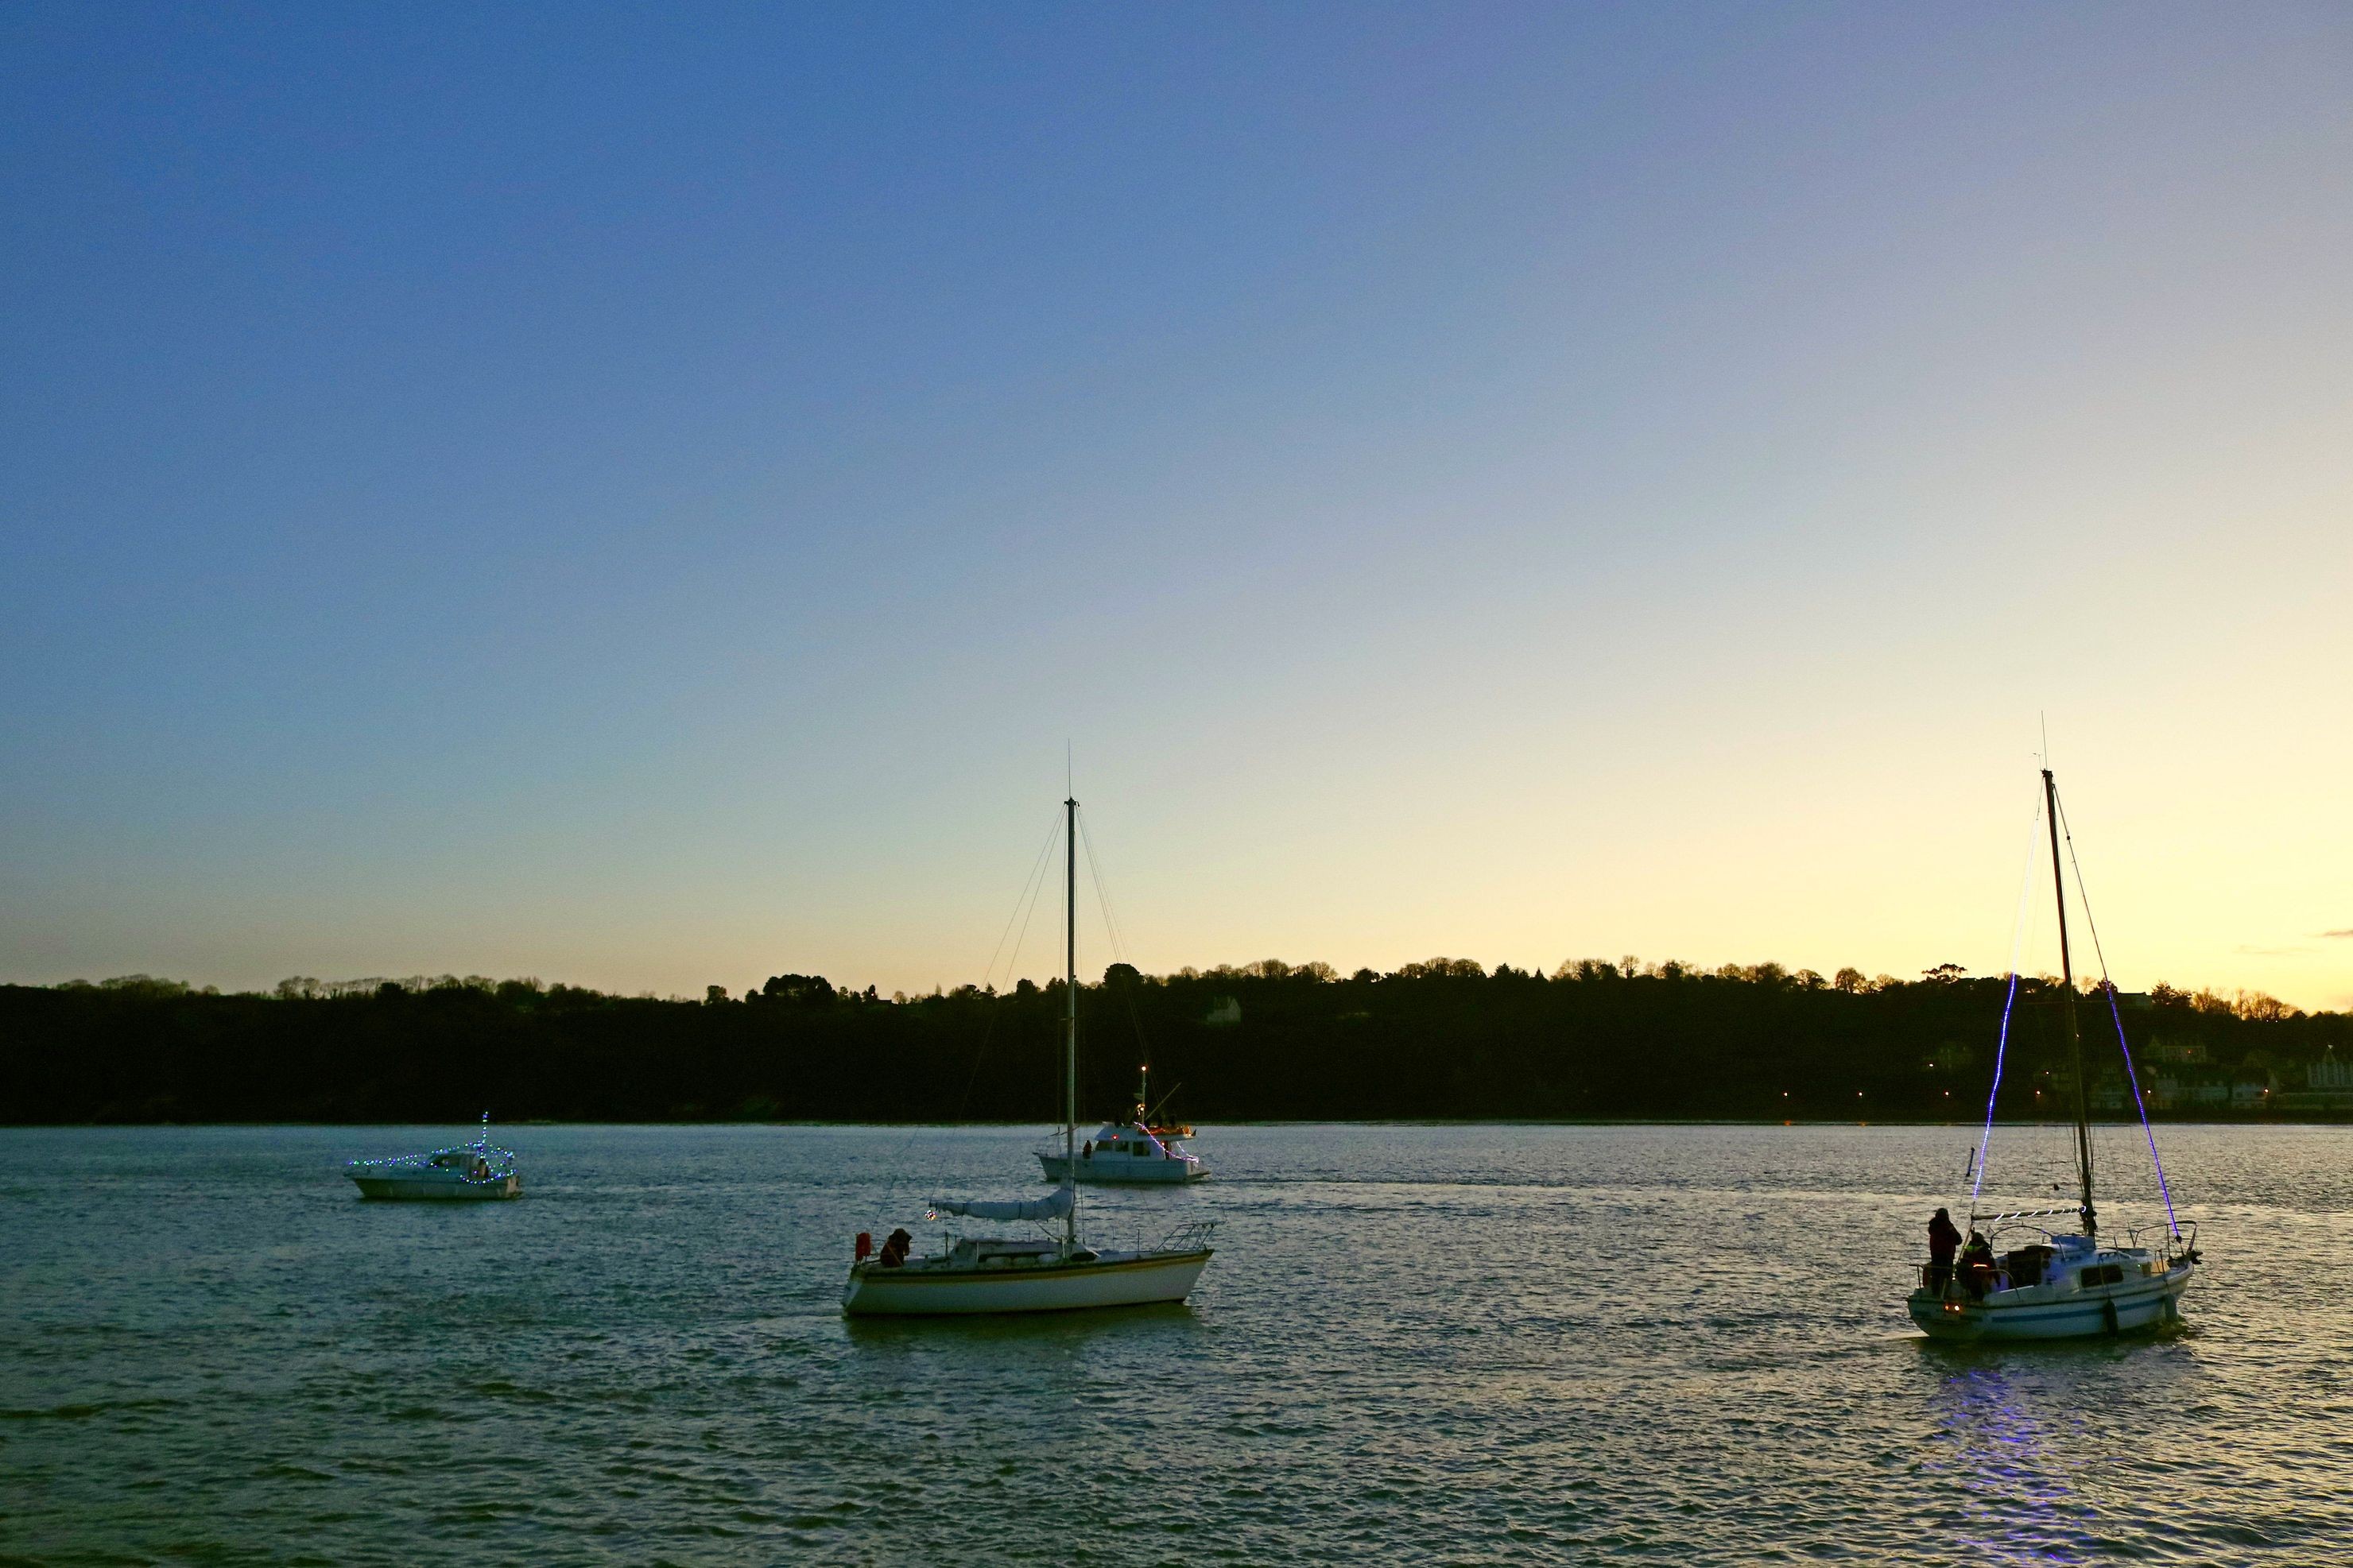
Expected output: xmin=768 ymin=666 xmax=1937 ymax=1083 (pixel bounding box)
xmin=5 ymin=3 xmax=2350 ymax=1005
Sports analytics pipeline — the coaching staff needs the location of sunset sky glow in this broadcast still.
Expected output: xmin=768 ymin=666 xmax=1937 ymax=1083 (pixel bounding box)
xmin=4 ymin=5 xmax=2349 ymax=1007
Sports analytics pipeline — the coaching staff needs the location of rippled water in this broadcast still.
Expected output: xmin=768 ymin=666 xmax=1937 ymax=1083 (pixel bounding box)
xmin=2 ymin=1122 xmax=2348 ymax=1564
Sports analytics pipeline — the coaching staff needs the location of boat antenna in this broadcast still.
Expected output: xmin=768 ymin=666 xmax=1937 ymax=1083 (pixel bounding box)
xmin=2041 ymin=768 xmax=2096 ymax=1237
xmin=1064 ymin=790 xmax=1080 ymax=1252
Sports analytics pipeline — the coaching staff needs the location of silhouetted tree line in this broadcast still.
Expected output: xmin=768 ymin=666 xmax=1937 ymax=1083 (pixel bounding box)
xmin=2 ymin=959 xmax=2345 ymax=1125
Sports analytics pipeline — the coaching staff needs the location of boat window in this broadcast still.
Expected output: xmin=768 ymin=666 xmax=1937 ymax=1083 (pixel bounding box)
xmin=1134 ymin=1145 xmax=1154 ymax=1155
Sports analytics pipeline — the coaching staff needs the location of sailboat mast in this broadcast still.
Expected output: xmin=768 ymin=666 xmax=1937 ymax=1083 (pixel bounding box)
xmin=2041 ymin=768 xmax=2096 ymax=1236
xmin=1064 ymin=794 xmax=1079 ymax=1249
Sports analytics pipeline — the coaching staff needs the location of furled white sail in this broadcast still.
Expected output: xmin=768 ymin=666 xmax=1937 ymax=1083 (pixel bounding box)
xmin=932 ymin=1187 xmax=1075 ymax=1222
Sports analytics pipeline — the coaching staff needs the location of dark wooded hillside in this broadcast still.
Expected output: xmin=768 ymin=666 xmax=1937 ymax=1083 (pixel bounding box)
xmin=4 ymin=960 xmax=2343 ymax=1125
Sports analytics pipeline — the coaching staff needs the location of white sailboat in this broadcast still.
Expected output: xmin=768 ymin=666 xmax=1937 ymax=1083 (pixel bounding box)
xmin=843 ymin=794 xmax=1216 ymax=1317
xmin=1905 ymin=767 xmax=2200 ymax=1342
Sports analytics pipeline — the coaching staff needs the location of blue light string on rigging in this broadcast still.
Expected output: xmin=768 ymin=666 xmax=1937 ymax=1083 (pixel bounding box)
xmin=1971 ymin=788 xmax=2047 ymax=1215
xmin=2053 ymin=791 xmax=2180 ymax=1240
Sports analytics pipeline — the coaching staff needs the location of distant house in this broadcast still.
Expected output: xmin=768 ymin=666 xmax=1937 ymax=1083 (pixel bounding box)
xmin=2277 ymin=1051 xmax=2353 ymax=1112
xmin=1204 ymin=996 xmax=1241 ymax=1028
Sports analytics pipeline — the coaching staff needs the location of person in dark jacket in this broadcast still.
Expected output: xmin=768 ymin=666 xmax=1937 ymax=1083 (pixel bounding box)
xmin=1927 ymin=1207 xmax=1963 ymax=1291
xmin=878 ymin=1228 xmax=913 ymax=1268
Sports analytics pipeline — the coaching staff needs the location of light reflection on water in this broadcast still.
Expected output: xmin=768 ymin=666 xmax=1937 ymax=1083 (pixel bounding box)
xmin=1 ymin=1122 xmax=2346 ymax=1564
xmin=1929 ymin=1361 xmax=2091 ymax=1565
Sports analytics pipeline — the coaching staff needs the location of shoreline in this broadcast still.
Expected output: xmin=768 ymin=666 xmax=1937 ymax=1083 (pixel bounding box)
xmin=5 ymin=1116 xmax=2348 ymax=1130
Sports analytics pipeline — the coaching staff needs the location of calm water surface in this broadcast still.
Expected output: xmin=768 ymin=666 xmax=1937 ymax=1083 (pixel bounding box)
xmin=3 ymin=1122 xmax=2348 ymax=1564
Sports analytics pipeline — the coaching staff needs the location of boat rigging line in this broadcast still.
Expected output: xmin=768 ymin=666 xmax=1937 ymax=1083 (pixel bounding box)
xmin=1971 ymin=780 xmax=2048 ymax=1217
xmin=886 ymin=804 xmax=1066 ymax=1201
xmin=1076 ymin=804 xmax=1158 ymax=1109
xmin=2052 ymin=788 xmax=2181 ymax=1240
xmin=956 ymin=804 xmax=1066 ymax=1123
xmin=983 ymin=807 xmax=1068 ymax=995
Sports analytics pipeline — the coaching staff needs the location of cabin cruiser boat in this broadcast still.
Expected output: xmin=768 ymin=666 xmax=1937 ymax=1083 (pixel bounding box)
xmin=843 ymin=794 xmax=1215 ymax=1316
xmin=345 ymin=1114 xmax=521 ymax=1200
xmin=1040 ymin=1066 xmax=1209 ymax=1183
xmin=1905 ymin=767 xmax=2200 ymax=1342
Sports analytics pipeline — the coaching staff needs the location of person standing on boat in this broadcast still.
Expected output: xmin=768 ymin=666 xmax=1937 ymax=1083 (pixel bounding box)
xmin=877 ymin=1229 xmax=912 ymax=1268
xmin=1927 ymin=1207 xmax=1962 ymax=1291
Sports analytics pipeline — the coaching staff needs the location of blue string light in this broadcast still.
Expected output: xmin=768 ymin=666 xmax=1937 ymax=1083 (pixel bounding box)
xmin=1972 ymin=970 xmax=2022 ymax=1217
xmin=2101 ymin=982 xmax=2179 ymax=1238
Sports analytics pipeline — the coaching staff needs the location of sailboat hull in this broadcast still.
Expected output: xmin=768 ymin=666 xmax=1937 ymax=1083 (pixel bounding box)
xmin=843 ymin=1248 xmax=1211 ymax=1317
xmin=1908 ymin=1263 xmax=2192 ymax=1342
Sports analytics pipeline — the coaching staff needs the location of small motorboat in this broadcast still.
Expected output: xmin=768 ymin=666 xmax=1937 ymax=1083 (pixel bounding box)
xmin=346 ymin=1113 xmax=521 ymax=1200
xmin=1040 ymin=1066 xmax=1209 ymax=1184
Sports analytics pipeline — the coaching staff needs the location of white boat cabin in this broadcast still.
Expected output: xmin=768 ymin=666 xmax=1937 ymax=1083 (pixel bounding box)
xmin=1091 ymin=1122 xmax=1186 ymax=1161
xmin=1038 ymin=1118 xmax=1208 ymax=1183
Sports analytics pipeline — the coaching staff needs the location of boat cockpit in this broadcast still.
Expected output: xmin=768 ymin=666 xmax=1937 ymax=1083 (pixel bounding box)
xmin=1086 ymin=1122 xmax=1192 ymax=1160
xmin=1923 ymin=1219 xmax=2196 ymax=1303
